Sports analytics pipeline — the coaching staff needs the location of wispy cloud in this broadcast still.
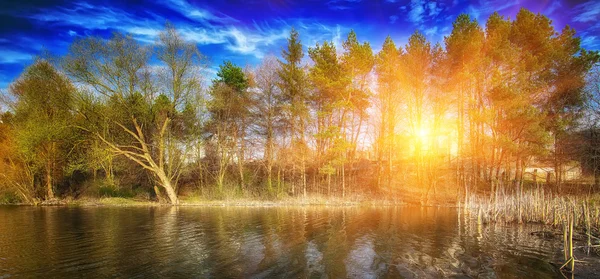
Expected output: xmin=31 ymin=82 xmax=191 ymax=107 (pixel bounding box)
xmin=424 ymin=26 xmax=438 ymax=36
xmin=19 ymin=0 xmax=296 ymax=59
xmin=581 ymin=35 xmax=598 ymax=49
xmin=299 ymin=22 xmax=348 ymax=52
xmin=162 ymin=0 xmax=238 ymax=24
xmin=29 ymin=2 xmax=135 ymax=30
xmin=466 ymin=0 xmax=518 ymax=21
xmin=326 ymin=0 xmax=362 ymax=11
xmin=427 ymin=2 xmax=442 ymax=17
xmin=389 ymin=15 xmax=399 ymax=24
xmin=0 ymin=49 xmax=34 ymax=64
xmin=224 ymin=27 xmax=288 ymax=58
xmin=544 ymin=1 xmax=562 ymax=15
xmin=572 ymin=1 xmax=600 ymax=23
xmin=405 ymin=0 xmax=447 ymax=29
xmin=408 ymin=0 xmax=426 ymax=26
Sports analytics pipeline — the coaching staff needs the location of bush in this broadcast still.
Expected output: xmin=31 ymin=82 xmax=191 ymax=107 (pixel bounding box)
xmin=0 ymin=192 xmax=22 ymax=204
xmin=97 ymin=185 xmax=135 ymax=198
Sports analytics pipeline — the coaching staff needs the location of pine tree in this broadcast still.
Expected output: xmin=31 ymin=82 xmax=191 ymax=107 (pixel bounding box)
xmin=375 ymin=36 xmax=402 ymax=193
xmin=278 ymin=28 xmax=308 ymax=197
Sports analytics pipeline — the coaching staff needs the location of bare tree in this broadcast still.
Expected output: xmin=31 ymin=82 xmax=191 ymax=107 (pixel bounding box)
xmin=63 ymin=26 xmax=205 ymax=204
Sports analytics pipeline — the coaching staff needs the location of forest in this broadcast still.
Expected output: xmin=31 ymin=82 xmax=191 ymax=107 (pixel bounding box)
xmin=1 ymin=8 xmax=599 ymax=205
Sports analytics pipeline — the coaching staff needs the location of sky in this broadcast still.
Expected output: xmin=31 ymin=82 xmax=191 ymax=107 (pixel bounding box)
xmin=0 ymin=0 xmax=599 ymax=91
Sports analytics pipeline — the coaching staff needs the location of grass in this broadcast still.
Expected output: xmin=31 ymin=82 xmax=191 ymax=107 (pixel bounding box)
xmin=178 ymin=193 xmax=405 ymax=206
xmin=461 ymin=187 xmax=600 ymax=229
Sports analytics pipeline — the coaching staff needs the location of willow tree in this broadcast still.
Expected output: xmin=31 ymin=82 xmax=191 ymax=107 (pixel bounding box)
xmin=63 ymin=26 xmax=204 ymax=204
xmin=7 ymin=60 xmax=76 ymax=200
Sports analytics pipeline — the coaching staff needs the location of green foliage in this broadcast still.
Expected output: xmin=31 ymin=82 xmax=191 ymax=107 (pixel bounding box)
xmin=214 ymin=61 xmax=249 ymax=93
xmin=278 ymin=28 xmax=309 ymax=135
xmin=8 ymin=60 xmax=78 ymax=199
xmin=0 ymin=192 xmax=22 ymax=204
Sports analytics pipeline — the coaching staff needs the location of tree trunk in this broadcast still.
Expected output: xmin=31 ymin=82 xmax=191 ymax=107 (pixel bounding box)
xmin=46 ymin=160 xmax=54 ymax=199
xmin=342 ymin=163 xmax=345 ymax=198
xmin=157 ymin=170 xmax=179 ymax=205
xmin=302 ymin=156 xmax=306 ymax=198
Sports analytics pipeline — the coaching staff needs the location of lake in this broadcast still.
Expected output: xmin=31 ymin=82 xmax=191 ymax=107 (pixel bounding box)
xmin=0 ymin=206 xmax=562 ymax=278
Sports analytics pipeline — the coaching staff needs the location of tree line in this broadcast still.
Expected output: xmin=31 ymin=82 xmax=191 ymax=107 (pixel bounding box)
xmin=1 ymin=9 xmax=598 ymax=204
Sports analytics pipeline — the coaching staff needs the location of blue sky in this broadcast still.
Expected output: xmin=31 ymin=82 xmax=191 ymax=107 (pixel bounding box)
xmin=0 ymin=0 xmax=599 ymax=90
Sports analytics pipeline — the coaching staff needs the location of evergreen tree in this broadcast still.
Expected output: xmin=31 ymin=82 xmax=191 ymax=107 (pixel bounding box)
xmin=278 ymin=28 xmax=308 ymax=196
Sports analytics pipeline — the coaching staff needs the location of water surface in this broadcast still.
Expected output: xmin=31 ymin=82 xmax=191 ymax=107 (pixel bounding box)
xmin=0 ymin=206 xmax=561 ymax=278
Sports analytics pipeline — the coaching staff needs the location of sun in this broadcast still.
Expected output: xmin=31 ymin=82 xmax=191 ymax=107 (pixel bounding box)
xmin=417 ymin=126 xmax=430 ymax=139
xmin=412 ymin=125 xmax=431 ymax=153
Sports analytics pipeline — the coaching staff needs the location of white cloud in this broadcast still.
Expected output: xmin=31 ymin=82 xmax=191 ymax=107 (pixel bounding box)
xmin=424 ymin=26 xmax=438 ymax=36
xmin=470 ymin=0 xmax=518 ymax=20
xmin=31 ymin=2 xmax=128 ymax=29
xmin=573 ymin=1 xmax=600 ymax=23
xmin=581 ymin=35 xmax=598 ymax=49
xmin=0 ymin=49 xmax=33 ymax=64
xmin=326 ymin=0 xmax=362 ymax=10
xmin=389 ymin=15 xmax=399 ymax=24
xmin=163 ymin=0 xmax=238 ymax=24
xmin=406 ymin=0 xmax=446 ymax=28
xmin=427 ymin=2 xmax=441 ymax=17
xmin=174 ymin=26 xmax=288 ymax=58
xmin=466 ymin=5 xmax=480 ymax=21
xmin=127 ymin=27 xmax=160 ymax=37
xmin=16 ymin=0 xmax=353 ymax=64
xmin=544 ymin=1 xmax=562 ymax=15
xmin=179 ymin=28 xmax=227 ymax=45
xmin=408 ymin=0 xmax=425 ymax=26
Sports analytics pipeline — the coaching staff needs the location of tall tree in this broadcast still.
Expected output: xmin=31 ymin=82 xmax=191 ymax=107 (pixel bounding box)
xmin=8 ymin=60 xmax=76 ymax=200
xmin=278 ymin=28 xmax=309 ymax=196
xmin=402 ymin=31 xmax=433 ymax=192
xmin=63 ymin=26 xmax=204 ymax=204
xmin=206 ymin=61 xmax=250 ymax=193
xmin=0 ymin=112 xmax=36 ymax=203
xmin=374 ymin=36 xmax=402 ymax=192
xmin=309 ymin=40 xmax=350 ymax=196
xmin=252 ymin=55 xmax=283 ymax=194
xmin=341 ymin=30 xmax=374 ymax=158
xmin=445 ymin=14 xmax=484 ymax=199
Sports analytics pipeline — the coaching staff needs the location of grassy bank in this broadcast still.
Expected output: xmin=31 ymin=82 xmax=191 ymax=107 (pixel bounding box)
xmin=0 ymin=194 xmax=410 ymax=207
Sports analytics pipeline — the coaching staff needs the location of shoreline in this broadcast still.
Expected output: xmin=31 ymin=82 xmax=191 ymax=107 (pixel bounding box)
xmin=0 ymin=196 xmax=463 ymax=207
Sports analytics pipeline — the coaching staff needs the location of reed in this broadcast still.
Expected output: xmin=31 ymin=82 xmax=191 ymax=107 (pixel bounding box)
xmin=462 ymin=187 xmax=600 ymax=274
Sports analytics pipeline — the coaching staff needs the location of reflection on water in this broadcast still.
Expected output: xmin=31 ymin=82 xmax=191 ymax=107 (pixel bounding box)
xmin=0 ymin=206 xmax=560 ymax=278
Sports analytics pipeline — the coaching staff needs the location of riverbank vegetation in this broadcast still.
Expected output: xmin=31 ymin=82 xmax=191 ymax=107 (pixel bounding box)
xmin=1 ymin=8 xmax=599 ymax=210
xmin=462 ymin=186 xmax=600 ymax=275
